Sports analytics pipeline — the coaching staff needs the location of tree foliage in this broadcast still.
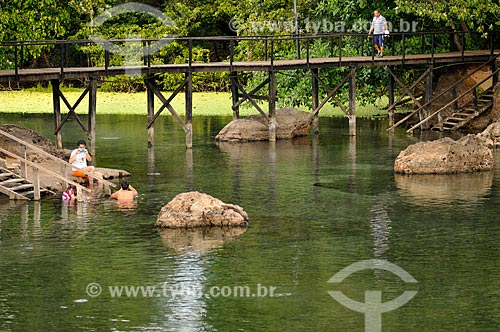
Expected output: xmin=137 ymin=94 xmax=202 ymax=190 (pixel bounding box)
xmin=394 ymin=0 xmax=500 ymax=34
xmin=0 ymin=0 xmax=499 ymax=105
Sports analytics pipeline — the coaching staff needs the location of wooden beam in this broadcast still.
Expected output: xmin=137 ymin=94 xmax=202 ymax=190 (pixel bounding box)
xmin=233 ymin=79 xmax=269 ymax=120
xmin=33 ymin=167 xmax=40 ymax=200
xmin=311 ymin=68 xmax=319 ymax=134
xmin=52 ymin=79 xmax=62 ymax=149
xmin=312 ymin=70 xmax=351 ymax=117
xmin=269 ymin=70 xmax=277 ymax=142
xmin=145 ymin=79 xmax=188 ymax=132
xmin=386 ymin=66 xmax=430 ymax=113
xmin=146 ymin=76 xmax=155 ymax=148
xmin=348 ymin=67 xmax=356 ymax=136
xmin=185 ymin=71 xmax=193 ymax=149
xmin=88 ymin=76 xmax=97 ymax=157
xmin=55 ymin=87 xmax=89 ymax=134
xmin=387 ymin=66 xmax=395 ymax=128
xmin=20 ymin=145 xmax=27 ymax=179
xmin=232 ymin=77 xmax=270 ymax=111
xmin=230 ymin=72 xmax=239 ymax=120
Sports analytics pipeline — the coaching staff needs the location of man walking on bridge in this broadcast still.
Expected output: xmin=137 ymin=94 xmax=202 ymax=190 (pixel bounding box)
xmin=368 ymin=9 xmax=389 ymax=58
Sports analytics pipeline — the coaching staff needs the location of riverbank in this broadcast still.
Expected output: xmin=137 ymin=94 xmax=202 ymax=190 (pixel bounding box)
xmin=0 ymin=89 xmax=390 ymax=117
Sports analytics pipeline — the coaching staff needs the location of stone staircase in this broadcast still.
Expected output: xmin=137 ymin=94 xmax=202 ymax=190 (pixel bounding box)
xmin=432 ymin=88 xmax=495 ymax=131
xmin=0 ymin=166 xmax=55 ymax=200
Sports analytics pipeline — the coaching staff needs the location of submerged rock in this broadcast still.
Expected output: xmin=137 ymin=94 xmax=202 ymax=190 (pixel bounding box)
xmin=156 ymin=191 xmax=249 ymax=228
xmin=394 ymin=134 xmax=494 ymax=174
xmin=215 ymin=108 xmax=313 ymax=142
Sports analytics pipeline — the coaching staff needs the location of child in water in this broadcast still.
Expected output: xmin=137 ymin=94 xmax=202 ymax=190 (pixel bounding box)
xmin=62 ymin=185 xmax=76 ymax=203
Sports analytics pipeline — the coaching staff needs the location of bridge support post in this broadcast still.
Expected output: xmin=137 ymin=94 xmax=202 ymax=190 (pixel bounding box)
xmin=388 ymin=66 xmax=395 ymax=129
xmin=146 ymin=76 xmax=155 ymax=148
xmin=52 ymin=79 xmax=63 ymax=149
xmin=423 ymin=65 xmax=434 ymax=130
xmin=312 ymin=68 xmax=319 ymax=134
xmin=230 ymin=72 xmax=240 ymax=120
xmin=492 ymin=59 xmax=498 ymax=87
xmin=185 ymin=71 xmax=193 ymax=149
xmin=269 ymin=71 xmax=277 ymax=142
xmin=348 ymin=67 xmax=356 ymax=136
xmin=33 ymin=167 xmax=40 ymax=201
xmin=88 ymin=76 xmax=97 ymax=157
xmin=145 ymin=76 xmax=193 ymax=149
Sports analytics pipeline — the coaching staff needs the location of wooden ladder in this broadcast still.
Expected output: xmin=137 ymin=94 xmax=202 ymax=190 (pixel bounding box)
xmin=0 ymin=166 xmax=55 ymax=200
xmin=432 ymin=88 xmax=495 ymax=131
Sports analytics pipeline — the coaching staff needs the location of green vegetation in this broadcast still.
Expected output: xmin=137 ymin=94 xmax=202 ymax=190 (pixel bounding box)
xmin=0 ymin=0 xmax=498 ymax=109
xmin=0 ymin=89 xmax=391 ymax=117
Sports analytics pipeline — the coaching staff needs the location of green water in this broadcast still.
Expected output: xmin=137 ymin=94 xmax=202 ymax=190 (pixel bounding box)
xmin=1 ymin=114 xmax=500 ymax=331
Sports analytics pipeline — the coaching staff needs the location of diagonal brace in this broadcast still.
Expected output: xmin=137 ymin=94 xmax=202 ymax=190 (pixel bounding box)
xmin=232 ymin=78 xmax=270 ymax=120
xmin=386 ymin=67 xmax=429 ymax=113
xmin=312 ymin=70 xmax=352 ymax=117
xmin=53 ymin=86 xmax=90 ymax=134
xmin=387 ymin=67 xmax=432 ymax=112
xmin=145 ymin=79 xmax=188 ymax=132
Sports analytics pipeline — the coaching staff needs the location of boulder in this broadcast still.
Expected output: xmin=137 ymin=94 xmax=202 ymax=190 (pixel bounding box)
xmin=95 ymin=167 xmax=131 ymax=179
xmin=215 ymin=119 xmax=269 ymax=142
xmin=215 ymin=108 xmax=313 ymax=142
xmin=156 ymin=191 xmax=249 ymax=228
xmin=394 ymin=134 xmax=494 ymax=174
xmin=478 ymin=120 xmax=500 ymax=148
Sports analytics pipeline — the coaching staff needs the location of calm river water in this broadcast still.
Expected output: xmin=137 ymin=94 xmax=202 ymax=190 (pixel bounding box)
xmin=1 ymin=113 xmax=500 ymax=331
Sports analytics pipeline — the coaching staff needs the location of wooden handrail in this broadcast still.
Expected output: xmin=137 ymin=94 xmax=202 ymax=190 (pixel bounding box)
xmin=0 ymin=147 xmax=91 ymax=200
xmin=0 ymin=128 xmax=115 ymax=188
xmin=406 ymin=67 xmax=500 ymax=133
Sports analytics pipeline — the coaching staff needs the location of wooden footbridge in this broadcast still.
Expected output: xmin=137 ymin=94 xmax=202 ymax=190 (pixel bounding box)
xmin=0 ymin=31 xmax=499 ymax=154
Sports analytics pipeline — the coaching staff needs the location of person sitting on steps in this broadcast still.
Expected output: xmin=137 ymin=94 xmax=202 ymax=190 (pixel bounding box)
xmin=69 ymin=139 xmax=103 ymax=183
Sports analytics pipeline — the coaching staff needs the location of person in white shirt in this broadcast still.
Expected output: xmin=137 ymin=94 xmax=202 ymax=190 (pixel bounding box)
xmin=368 ymin=9 xmax=389 ymax=58
xmin=69 ymin=140 xmax=102 ymax=182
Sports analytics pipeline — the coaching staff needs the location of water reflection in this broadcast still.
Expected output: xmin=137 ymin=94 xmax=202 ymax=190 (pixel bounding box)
xmin=155 ymin=226 xmax=248 ymax=331
xmin=395 ymin=171 xmax=493 ymax=206
xmin=158 ymin=227 xmax=247 ymax=254
xmin=157 ymin=252 xmax=208 ymax=332
xmin=370 ymin=202 xmax=392 ymax=258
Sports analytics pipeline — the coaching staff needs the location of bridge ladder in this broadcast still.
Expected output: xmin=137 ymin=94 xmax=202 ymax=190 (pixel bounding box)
xmin=432 ymin=88 xmax=495 ymax=131
xmin=0 ymin=128 xmax=115 ymax=200
xmin=0 ymin=166 xmax=55 ymax=200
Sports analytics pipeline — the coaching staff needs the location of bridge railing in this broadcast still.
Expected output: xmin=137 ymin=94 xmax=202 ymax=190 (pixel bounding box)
xmin=0 ymin=30 xmax=497 ymax=79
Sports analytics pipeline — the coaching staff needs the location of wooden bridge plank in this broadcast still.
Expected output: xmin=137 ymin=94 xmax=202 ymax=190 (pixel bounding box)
xmin=0 ymin=50 xmax=497 ymax=83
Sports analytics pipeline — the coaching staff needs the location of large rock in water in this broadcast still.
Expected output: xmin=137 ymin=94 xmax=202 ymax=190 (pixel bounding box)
xmin=394 ymin=134 xmax=494 ymax=174
xmin=215 ymin=108 xmax=313 ymax=141
xmin=156 ymin=192 xmax=249 ymax=228
xmin=478 ymin=121 xmax=500 ymax=148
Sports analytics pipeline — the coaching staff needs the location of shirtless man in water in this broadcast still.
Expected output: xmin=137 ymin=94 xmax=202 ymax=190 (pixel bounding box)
xmin=110 ymin=180 xmax=138 ymax=201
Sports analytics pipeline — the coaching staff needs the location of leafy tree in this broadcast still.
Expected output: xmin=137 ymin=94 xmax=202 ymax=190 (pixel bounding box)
xmin=395 ymin=0 xmax=500 ymax=34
